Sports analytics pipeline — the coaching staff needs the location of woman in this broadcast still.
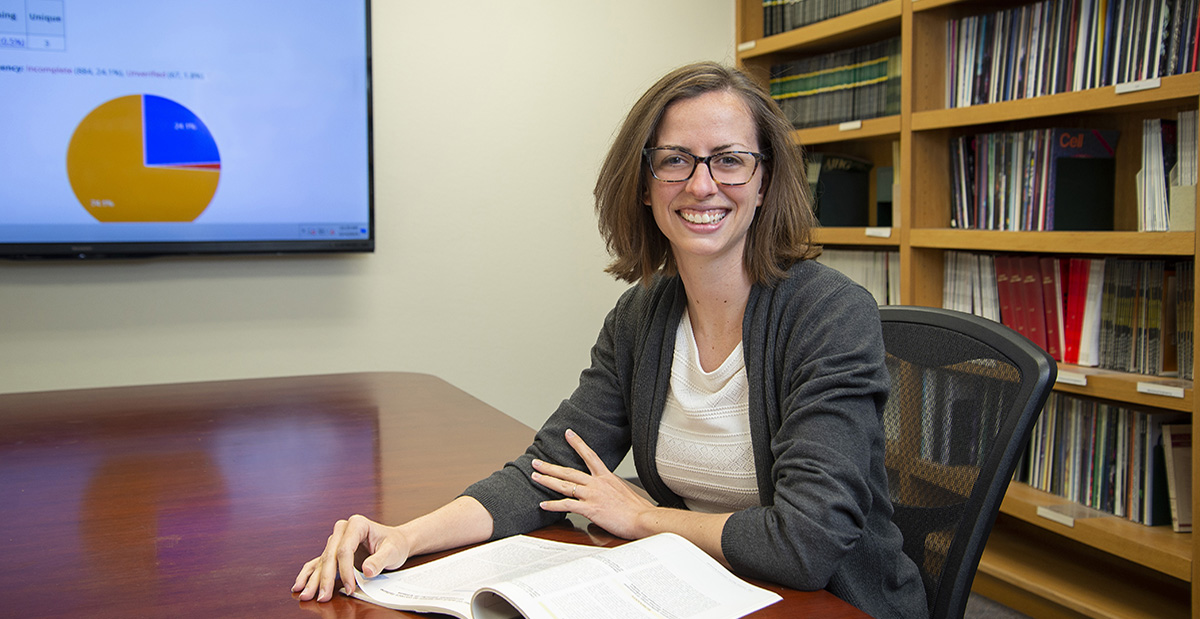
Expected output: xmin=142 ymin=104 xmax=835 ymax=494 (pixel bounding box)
xmin=294 ymin=62 xmax=928 ymax=619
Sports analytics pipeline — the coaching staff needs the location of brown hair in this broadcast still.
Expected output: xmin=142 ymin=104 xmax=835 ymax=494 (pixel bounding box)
xmin=594 ymin=61 xmax=818 ymax=286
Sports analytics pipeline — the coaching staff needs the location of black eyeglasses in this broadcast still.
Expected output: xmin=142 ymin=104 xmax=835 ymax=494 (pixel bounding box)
xmin=643 ymin=147 xmax=766 ymax=186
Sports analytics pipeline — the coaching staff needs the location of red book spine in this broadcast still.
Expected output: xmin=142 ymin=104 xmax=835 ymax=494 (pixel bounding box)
xmin=997 ymin=255 xmax=1028 ymax=338
xmin=1039 ymin=256 xmax=1065 ymax=361
xmin=995 ymin=255 xmax=1015 ymax=329
xmin=1064 ymin=258 xmax=1091 ymax=364
xmin=1021 ymin=255 xmax=1050 ymax=352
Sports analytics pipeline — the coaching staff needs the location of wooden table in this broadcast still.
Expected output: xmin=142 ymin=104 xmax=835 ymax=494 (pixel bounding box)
xmin=0 ymin=372 xmax=867 ymax=618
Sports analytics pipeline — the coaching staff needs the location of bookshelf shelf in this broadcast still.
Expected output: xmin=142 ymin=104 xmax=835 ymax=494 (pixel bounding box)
xmin=813 ymin=227 xmax=899 ymax=246
xmin=910 ymin=0 xmax=971 ymax=12
xmin=738 ymin=0 xmax=902 ymax=61
xmin=999 ymin=483 xmax=1192 ymax=580
xmin=736 ymin=0 xmax=1200 ymax=615
xmin=794 ymin=115 xmax=901 ymax=146
xmin=1052 ymin=365 xmax=1194 ymax=412
xmin=908 ymin=230 xmax=1197 ymax=255
xmin=913 ymin=74 xmax=1200 ymax=130
xmin=976 ymin=518 xmax=1190 ymax=619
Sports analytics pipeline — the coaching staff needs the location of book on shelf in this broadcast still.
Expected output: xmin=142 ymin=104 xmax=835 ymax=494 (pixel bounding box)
xmin=946 ymin=0 xmax=1200 ymax=108
xmin=761 ymin=0 xmax=890 ymax=38
xmin=1061 ymin=257 xmax=1096 ymax=365
xmin=1076 ymin=258 xmax=1107 ymax=367
xmin=346 ymin=532 xmax=781 ymax=619
xmin=1177 ymin=261 xmax=1195 ymax=380
xmin=1140 ymin=118 xmax=1177 ymax=231
xmin=944 ymin=251 xmax=1000 ymax=322
xmin=1165 ymin=109 xmax=1199 ymax=231
xmin=1020 ymin=255 xmax=1051 ymax=353
xmin=1018 ymin=392 xmax=1185 ymax=525
xmin=949 ymin=128 xmax=1119 ymax=231
xmin=1050 ymin=128 xmax=1120 ymax=231
xmin=1162 ymin=423 xmax=1193 ymax=532
xmin=943 ymin=252 xmax=1191 ymax=374
xmin=875 ymin=165 xmax=894 ymax=227
xmin=770 ymin=37 xmax=900 ymax=130
xmin=815 ymin=248 xmax=900 ymax=305
xmin=809 ymin=152 xmax=872 ymax=226
xmin=1040 ymin=256 xmax=1067 ymax=362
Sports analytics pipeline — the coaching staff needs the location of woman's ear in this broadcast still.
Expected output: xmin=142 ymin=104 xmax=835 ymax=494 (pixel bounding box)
xmin=756 ymin=172 xmax=768 ymax=207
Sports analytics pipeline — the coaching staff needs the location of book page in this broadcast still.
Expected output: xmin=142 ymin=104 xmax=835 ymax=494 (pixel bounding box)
xmin=348 ymin=535 xmax=606 ymax=619
xmin=471 ymin=533 xmax=781 ymax=619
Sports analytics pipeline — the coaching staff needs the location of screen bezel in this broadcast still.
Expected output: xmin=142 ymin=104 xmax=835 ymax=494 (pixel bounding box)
xmin=0 ymin=1 xmax=375 ymax=261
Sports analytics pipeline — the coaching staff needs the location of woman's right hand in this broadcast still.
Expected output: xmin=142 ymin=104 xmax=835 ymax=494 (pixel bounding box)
xmin=292 ymin=514 xmax=411 ymax=602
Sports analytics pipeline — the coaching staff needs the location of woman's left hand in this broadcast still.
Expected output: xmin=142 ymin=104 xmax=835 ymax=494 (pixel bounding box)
xmin=531 ymin=429 xmax=656 ymax=539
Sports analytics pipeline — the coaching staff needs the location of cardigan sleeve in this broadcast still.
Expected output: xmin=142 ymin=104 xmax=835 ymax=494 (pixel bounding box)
xmin=461 ymin=286 xmax=639 ymax=538
xmin=722 ymin=276 xmax=895 ymax=591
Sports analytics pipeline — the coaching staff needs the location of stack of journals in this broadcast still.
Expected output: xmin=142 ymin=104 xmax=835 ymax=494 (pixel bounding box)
xmin=946 ymin=0 xmax=1200 ymax=108
xmin=762 ymin=0 xmax=889 ymax=37
xmin=1140 ymin=118 xmax=1178 ymax=231
xmin=769 ymin=37 xmax=901 ymax=129
xmin=1140 ymin=110 xmax=1199 ymax=231
xmin=815 ymin=248 xmax=900 ymax=306
xmin=943 ymin=251 xmax=1193 ymax=378
xmin=949 ymin=127 xmax=1119 ymax=231
xmin=1017 ymin=392 xmax=1187 ymax=527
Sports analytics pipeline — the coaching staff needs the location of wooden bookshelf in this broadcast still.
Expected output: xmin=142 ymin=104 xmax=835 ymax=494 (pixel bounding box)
xmin=736 ymin=0 xmax=1199 ymax=616
xmin=813 ymin=227 xmax=899 ymax=247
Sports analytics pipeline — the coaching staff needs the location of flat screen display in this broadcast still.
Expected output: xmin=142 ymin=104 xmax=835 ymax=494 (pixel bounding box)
xmin=0 ymin=0 xmax=373 ymax=259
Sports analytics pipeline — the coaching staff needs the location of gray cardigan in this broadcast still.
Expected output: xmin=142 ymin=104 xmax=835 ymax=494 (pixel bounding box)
xmin=464 ymin=260 xmax=928 ymax=619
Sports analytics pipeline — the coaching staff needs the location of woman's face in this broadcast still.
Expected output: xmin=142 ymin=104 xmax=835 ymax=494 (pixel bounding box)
xmin=645 ymin=90 xmax=766 ymax=272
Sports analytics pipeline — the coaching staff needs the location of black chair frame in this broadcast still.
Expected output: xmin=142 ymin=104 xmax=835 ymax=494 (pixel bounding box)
xmin=878 ymin=305 xmax=1056 ymax=619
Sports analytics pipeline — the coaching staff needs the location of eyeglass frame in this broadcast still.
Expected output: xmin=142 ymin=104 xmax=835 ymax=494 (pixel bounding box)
xmin=642 ymin=147 xmax=768 ymax=186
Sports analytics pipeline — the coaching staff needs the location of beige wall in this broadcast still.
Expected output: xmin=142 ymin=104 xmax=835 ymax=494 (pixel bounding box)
xmin=0 ymin=1 xmax=734 ymax=434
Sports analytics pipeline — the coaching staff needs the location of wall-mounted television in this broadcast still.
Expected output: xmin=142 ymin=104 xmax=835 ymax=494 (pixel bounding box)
xmin=0 ymin=0 xmax=373 ymax=259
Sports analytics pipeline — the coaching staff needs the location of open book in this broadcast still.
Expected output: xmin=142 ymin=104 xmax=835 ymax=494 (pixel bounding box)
xmin=346 ymin=532 xmax=782 ymax=619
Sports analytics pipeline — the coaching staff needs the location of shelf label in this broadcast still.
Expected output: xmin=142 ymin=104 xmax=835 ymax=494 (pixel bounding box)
xmin=838 ymin=120 xmax=863 ymax=131
xmin=1036 ymin=502 xmax=1105 ymax=527
xmin=1136 ymin=382 xmax=1185 ymax=398
xmin=865 ymin=227 xmax=892 ymax=238
xmin=1035 ymin=505 xmax=1076 ymax=528
xmin=1056 ymin=371 xmax=1087 ymax=386
xmin=736 ymin=40 xmax=757 ymax=52
xmin=1115 ymin=78 xmax=1161 ymax=94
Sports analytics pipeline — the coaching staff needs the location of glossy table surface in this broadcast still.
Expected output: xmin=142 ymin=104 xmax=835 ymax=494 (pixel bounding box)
xmin=0 ymin=372 xmax=867 ymax=618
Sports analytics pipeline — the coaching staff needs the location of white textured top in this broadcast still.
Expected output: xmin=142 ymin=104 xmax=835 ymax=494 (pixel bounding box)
xmin=655 ymin=308 xmax=759 ymax=513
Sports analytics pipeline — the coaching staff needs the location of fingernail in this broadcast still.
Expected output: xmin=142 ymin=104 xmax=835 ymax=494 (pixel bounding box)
xmin=566 ymin=429 xmax=576 ymax=438
xmin=532 ymin=459 xmax=542 ymax=467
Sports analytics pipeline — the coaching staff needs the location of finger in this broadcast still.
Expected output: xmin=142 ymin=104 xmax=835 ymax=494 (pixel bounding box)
xmin=336 ymin=516 xmax=372 ymax=596
xmin=314 ymin=519 xmax=349 ymax=601
xmin=530 ymin=457 xmax=587 ymax=483
xmin=538 ymin=497 xmax=575 ymax=513
xmin=299 ymin=567 xmax=325 ymax=602
xmin=530 ymin=469 xmax=580 ymax=499
xmin=564 ymin=429 xmax=611 ymax=476
xmin=361 ymin=539 xmax=400 ymax=578
xmin=293 ymin=557 xmax=319 ymax=594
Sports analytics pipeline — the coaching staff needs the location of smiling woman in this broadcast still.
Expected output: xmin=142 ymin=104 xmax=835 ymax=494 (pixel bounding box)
xmin=296 ymin=62 xmax=930 ymax=619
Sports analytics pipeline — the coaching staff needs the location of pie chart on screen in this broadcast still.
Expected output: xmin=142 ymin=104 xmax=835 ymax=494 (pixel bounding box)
xmin=66 ymin=94 xmax=220 ymax=222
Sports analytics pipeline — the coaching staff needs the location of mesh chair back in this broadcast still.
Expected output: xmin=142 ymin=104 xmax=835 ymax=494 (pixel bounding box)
xmin=878 ymin=306 xmax=1056 ymax=619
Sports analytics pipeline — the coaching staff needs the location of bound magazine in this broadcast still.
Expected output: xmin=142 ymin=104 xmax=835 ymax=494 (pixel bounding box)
xmin=345 ymin=532 xmax=782 ymax=619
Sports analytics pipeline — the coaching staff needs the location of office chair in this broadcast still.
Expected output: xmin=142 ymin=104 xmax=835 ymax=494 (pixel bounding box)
xmin=878 ymin=305 xmax=1056 ymax=619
